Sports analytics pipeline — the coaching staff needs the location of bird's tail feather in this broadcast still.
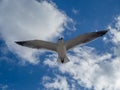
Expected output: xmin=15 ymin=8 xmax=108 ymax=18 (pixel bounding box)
xmin=57 ymin=57 xmax=70 ymax=64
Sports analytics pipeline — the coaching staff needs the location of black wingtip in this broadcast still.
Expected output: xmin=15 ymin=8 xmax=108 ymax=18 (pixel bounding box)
xmin=15 ymin=41 xmax=25 ymax=46
xmin=103 ymin=29 xmax=109 ymax=33
xmin=97 ymin=29 xmax=109 ymax=36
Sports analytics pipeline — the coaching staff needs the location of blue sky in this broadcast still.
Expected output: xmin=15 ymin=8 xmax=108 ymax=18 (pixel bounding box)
xmin=0 ymin=0 xmax=120 ymax=90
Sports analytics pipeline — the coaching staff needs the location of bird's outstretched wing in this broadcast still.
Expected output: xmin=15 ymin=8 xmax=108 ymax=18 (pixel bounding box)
xmin=65 ymin=30 xmax=109 ymax=50
xmin=15 ymin=40 xmax=57 ymax=51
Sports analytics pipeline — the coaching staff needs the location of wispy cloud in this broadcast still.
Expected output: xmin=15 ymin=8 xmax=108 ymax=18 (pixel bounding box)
xmin=43 ymin=16 xmax=120 ymax=90
xmin=43 ymin=75 xmax=70 ymax=90
xmin=0 ymin=84 xmax=8 ymax=90
xmin=0 ymin=0 xmax=71 ymax=64
xmin=72 ymin=8 xmax=79 ymax=15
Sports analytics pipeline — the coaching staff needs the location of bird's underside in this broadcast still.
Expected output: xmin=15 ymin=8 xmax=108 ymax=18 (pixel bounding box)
xmin=15 ymin=30 xmax=109 ymax=64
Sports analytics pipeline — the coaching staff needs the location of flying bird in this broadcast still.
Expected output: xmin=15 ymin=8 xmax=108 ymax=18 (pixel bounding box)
xmin=15 ymin=30 xmax=108 ymax=63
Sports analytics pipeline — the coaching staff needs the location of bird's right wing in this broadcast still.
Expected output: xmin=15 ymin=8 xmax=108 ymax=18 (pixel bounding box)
xmin=15 ymin=40 xmax=57 ymax=51
xmin=65 ymin=30 xmax=109 ymax=50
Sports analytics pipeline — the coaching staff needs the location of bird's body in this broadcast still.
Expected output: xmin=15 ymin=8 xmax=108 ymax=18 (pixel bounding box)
xmin=57 ymin=39 xmax=66 ymax=60
xmin=57 ymin=38 xmax=69 ymax=63
xmin=16 ymin=30 xmax=108 ymax=63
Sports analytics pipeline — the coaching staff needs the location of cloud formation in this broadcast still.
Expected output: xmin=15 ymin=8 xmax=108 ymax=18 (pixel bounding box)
xmin=43 ymin=16 xmax=120 ymax=90
xmin=0 ymin=0 xmax=71 ymax=64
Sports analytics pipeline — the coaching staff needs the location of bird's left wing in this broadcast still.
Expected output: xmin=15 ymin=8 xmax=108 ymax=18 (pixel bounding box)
xmin=65 ymin=30 xmax=109 ymax=50
xmin=15 ymin=40 xmax=57 ymax=51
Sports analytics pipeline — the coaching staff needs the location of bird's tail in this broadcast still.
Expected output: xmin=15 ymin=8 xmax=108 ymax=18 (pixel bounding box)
xmin=57 ymin=57 xmax=70 ymax=64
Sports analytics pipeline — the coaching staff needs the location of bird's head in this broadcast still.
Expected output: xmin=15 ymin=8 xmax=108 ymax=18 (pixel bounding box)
xmin=58 ymin=37 xmax=63 ymax=40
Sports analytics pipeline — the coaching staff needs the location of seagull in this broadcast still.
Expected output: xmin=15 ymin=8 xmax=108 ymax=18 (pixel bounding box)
xmin=15 ymin=30 xmax=108 ymax=63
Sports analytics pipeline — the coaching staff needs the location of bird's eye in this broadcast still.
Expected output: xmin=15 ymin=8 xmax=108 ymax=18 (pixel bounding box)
xmin=59 ymin=37 xmax=63 ymax=40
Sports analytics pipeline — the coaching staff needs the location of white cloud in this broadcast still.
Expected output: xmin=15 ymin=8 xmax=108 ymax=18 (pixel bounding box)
xmin=0 ymin=0 xmax=71 ymax=64
xmin=43 ymin=75 xmax=70 ymax=90
xmin=107 ymin=16 xmax=120 ymax=57
xmin=43 ymin=16 xmax=120 ymax=90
